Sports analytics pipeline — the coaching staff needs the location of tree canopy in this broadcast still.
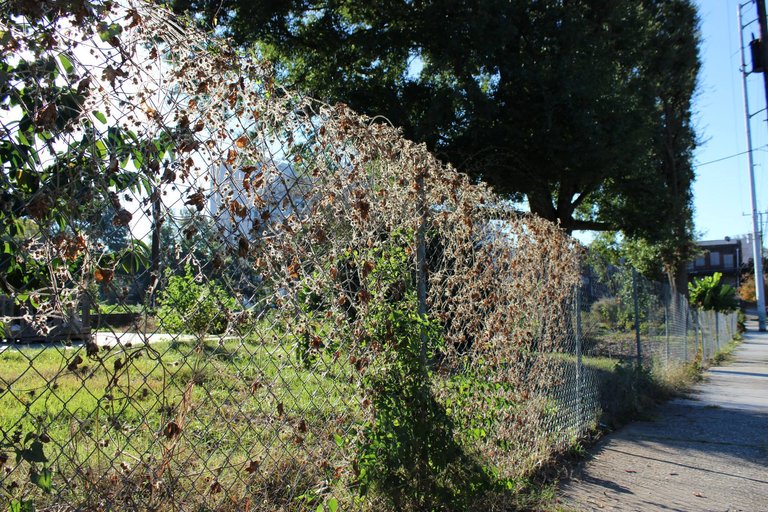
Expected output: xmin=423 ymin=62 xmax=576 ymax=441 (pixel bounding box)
xmin=174 ymin=0 xmax=700 ymax=248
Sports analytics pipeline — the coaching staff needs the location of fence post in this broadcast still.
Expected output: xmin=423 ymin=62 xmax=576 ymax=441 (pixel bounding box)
xmin=715 ymin=312 xmax=720 ymax=353
xmin=684 ymin=304 xmax=689 ymax=362
xmin=81 ymin=293 xmax=91 ymax=334
xmin=632 ymin=267 xmax=642 ymax=366
xmin=149 ymin=183 xmax=162 ymax=309
xmin=694 ymin=310 xmax=700 ymax=361
xmin=665 ymin=292 xmax=670 ymax=366
xmin=416 ymin=171 xmax=429 ymax=376
xmin=575 ymin=285 xmax=583 ymax=430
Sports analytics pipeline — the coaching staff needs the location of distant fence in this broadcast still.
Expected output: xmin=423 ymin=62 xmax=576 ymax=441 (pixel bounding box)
xmin=0 ymin=3 xmax=737 ymax=511
xmin=580 ymin=266 xmax=738 ymax=368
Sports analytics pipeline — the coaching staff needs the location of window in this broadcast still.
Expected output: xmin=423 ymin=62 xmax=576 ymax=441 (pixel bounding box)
xmin=695 ymin=256 xmax=705 ymax=267
xmin=724 ymin=254 xmax=735 ymax=269
xmin=710 ymin=251 xmax=720 ymax=266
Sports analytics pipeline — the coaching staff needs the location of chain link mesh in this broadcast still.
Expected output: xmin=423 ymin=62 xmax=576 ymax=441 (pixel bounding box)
xmin=0 ymin=2 xmax=739 ymax=510
xmin=580 ymin=264 xmax=738 ymax=369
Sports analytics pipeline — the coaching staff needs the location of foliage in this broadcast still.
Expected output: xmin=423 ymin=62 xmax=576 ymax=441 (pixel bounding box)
xmin=157 ymin=266 xmax=237 ymax=335
xmin=0 ymin=0 xmax=175 ymax=334
xmin=644 ymin=0 xmax=702 ymax=287
xmin=354 ymin=236 xmax=498 ymax=510
xmin=593 ymin=358 xmax=698 ymax=430
xmin=0 ymin=1 xmax=595 ymax=510
xmin=173 ymin=0 xmax=700 ymax=246
xmin=159 ymin=210 xmax=222 ymax=271
xmin=589 ymin=297 xmax=625 ymax=331
xmin=737 ymin=309 xmax=746 ymax=334
xmin=1 ymin=424 xmax=53 ymax=511
xmin=586 ymin=232 xmax=664 ymax=282
xmin=86 ymin=206 xmax=131 ymax=253
xmin=586 ymin=263 xmax=662 ymax=331
xmin=688 ymin=272 xmax=738 ymax=312
xmin=0 ymin=335 xmax=359 ymax=511
xmin=738 ymin=272 xmax=767 ymax=303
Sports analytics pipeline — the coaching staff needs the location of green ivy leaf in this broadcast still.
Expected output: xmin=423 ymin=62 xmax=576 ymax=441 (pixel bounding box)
xmin=328 ymin=497 xmax=338 ymax=512
xmin=9 ymin=499 xmax=35 ymax=512
xmin=31 ymin=468 xmax=52 ymax=493
xmin=16 ymin=130 xmax=30 ymax=147
xmin=58 ymin=54 xmax=74 ymax=74
xmin=95 ymin=139 xmax=107 ymax=159
xmin=20 ymin=440 xmax=47 ymax=463
xmin=92 ymin=111 xmax=107 ymax=124
xmin=98 ymin=23 xmax=122 ymax=42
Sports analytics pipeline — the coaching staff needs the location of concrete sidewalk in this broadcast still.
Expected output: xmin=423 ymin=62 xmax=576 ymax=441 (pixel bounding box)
xmin=559 ymin=322 xmax=768 ymax=512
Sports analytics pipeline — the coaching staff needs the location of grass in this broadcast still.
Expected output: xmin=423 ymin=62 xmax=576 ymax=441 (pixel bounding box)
xmin=0 ymin=330 xmax=363 ymax=511
xmin=0 ymin=331 xmax=613 ymax=511
xmin=93 ymin=303 xmax=149 ymax=315
xmin=711 ymin=336 xmax=740 ymax=365
xmin=0 ymin=319 xmax=740 ymax=512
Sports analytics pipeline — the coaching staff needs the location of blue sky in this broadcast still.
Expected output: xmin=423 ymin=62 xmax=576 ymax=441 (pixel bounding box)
xmin=694 ymin=0 xmax=768 ymax=241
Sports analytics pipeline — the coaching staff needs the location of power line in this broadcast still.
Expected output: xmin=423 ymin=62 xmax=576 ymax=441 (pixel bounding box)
xmin=694 ymin=145 xmax=768 ymax=168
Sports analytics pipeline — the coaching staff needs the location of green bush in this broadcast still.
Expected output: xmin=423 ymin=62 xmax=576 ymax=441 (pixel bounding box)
xmin=157 ymin=266 xmax=237 ymax=335
xmin=688 ymin=272 xmax=738 ymax=312
xmin=351 ymin=235 xmax=499 ymax=510
xmin=589 ymin=297 xmax=621 ymax=328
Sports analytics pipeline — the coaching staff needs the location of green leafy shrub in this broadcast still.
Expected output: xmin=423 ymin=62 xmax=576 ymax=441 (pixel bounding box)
xmin=94 ymin=303 xmax=147 ymax=315
xmin=589 ymin=297 xmax=621 ymax=328
xmin=351 ymin=235 xmax=499 ymax=510
xmin=688 ymin=272 xmax=738 ymax=312
xmin=157 ymin=266 xmax=237 ymax=335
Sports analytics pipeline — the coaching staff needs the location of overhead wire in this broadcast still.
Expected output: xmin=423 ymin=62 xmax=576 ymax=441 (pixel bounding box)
xmin=694 ymin=145 xmax=768 ymax=167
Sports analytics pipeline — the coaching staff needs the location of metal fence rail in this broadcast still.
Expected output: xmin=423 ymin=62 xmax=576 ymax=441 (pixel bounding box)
xmin=0 ymin=3 xmax=739 ymax=511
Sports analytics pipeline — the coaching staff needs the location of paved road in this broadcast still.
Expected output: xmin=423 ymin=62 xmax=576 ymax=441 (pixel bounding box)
xmin=559 ymin=320 xmax=768 ymax=512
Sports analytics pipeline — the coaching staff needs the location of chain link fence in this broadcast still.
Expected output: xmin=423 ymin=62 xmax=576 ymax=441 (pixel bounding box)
xmin=581 ymin=263 xmax=738 ymax=369
xmin=0 ymin=2 xmax=739 ymax=510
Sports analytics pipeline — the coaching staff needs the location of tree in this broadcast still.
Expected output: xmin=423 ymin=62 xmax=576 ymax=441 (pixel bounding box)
xmin=586 ymin=232 xmax=665 ymax=282
xmin=648 ymin=0 xmax=701 ymax=292
xmin=173 ymin=0 xmax=700 ymax=249
xmin=0 ymin=1 xmax=172 ymax=325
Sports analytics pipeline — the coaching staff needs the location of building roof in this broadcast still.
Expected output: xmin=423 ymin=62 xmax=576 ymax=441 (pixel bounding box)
xmin=697 ymin=238 xmax=740 ymax=247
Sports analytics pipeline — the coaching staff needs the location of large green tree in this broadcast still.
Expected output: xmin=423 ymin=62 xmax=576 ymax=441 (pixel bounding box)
xmin=175 ymin=0 xmax=699 ymax=284
xmin=0 ymin=1 xmax=170 ymax=304
xmin=646 ymin=0 xmax=701 ymax=290
xmin=174 ymin=0 xmax=700 ymax=262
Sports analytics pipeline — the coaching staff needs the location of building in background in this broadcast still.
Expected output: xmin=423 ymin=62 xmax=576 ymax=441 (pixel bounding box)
xmin=687 ymin=237 xmax=746 ymax=287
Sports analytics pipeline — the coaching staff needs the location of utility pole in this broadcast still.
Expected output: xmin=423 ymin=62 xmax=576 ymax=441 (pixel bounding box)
xmin=757 ymin=0 xmax=768 ymax=113
xmin=739 ymin=2 xmax=767 ymax=330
